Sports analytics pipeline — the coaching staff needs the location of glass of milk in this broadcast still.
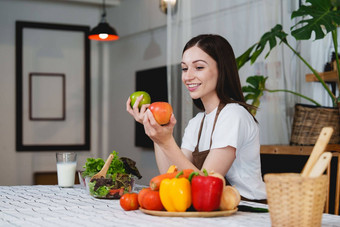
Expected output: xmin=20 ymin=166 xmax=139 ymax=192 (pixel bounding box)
xmin=56 ymin=152 xmax=77 ymax=187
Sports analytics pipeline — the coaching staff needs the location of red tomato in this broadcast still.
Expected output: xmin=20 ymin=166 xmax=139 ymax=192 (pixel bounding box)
xmin=149 ymin=102 xmax=173 ymax=125
xmin=138 ymin=189 xmax=164 ymax=211
xmin=138 ymin=188 xmax=151 ymax=207
xmin=120 ymin=193 xmax=139 ymax=211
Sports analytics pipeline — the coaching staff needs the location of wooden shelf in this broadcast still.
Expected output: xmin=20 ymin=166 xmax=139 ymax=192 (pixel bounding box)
xmin=261 ymin=144 xmax=340 ymax=155
xmin=305 ymin=71 xmax=339 ymax=82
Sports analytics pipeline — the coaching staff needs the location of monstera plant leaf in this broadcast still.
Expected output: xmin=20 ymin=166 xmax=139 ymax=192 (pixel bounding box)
xmin=242 ymin=75 xmax=268 ymax=116
xmin=236 ymin=25 xmax=288 ymax=69
xmin=237 ymin=0 xmax=339 ymax=108
xmin=291 ymin=0 xmax=340 ymax=40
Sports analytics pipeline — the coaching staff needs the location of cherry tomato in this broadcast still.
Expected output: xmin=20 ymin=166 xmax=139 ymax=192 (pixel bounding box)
xmin=149 ymin=102 xmax=173 ymax=125
xmin=109 ymin=188 xmax=124 ymax=197
xmin=120 ymin=193 xmax=139 ymax=211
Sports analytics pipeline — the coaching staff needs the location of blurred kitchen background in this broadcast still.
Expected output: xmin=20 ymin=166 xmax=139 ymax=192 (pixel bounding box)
xmin=0 ymin=0 xmax=335 ymax=186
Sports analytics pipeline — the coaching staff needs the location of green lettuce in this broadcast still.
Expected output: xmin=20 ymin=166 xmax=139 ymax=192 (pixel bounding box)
xmin=82 ymin=151 xmax=125 ymax=177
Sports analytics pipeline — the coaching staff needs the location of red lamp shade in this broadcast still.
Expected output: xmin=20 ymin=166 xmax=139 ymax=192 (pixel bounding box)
xmin=88 ymin=22 xmax=119 ymax=41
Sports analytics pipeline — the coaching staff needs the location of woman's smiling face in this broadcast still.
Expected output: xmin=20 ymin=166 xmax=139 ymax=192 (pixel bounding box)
xmin=181 ymin=46 xmax=219 ymax=104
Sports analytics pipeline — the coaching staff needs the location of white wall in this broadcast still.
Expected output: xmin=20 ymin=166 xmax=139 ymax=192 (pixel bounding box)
xmin=0 ymin=0 xmax=102 ymax=185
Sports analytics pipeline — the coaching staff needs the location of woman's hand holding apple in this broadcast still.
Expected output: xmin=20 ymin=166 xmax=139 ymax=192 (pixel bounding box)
xmin=126 ymin=93 xmax=150 ymax=124
xmin=127 ymin=92 xmax=176 ymax=145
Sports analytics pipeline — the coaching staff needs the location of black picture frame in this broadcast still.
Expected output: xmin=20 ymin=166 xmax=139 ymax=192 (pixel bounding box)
xmin=29 ymin=72 xmax=66 ymax=121
xmin=16 ymin=21 xmax=91 ymax=151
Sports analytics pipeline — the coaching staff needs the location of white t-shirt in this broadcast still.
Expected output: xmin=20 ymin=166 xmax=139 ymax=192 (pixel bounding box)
xmin=181 ymin=103 xmax=266 ymax=200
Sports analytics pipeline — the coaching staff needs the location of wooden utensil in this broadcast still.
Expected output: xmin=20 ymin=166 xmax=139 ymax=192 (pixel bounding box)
xmin=301 ymin=127 xmax=333 ymax=177
xmin=308 ymin=152 xmax=332 ymax=178
xmin=90 ymin=154 xmax=114 ymax=182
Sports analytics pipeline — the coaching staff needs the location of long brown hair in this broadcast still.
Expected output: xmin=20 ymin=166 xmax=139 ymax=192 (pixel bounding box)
xmin=182 ymin=34 xmax=256 ymax=118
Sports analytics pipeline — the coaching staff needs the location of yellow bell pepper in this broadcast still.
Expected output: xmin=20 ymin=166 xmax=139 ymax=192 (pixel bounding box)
xmin=167 ymin=165 xmax=178 ymax=173
xmin=159 ymin=171 xmax=192 ymax=212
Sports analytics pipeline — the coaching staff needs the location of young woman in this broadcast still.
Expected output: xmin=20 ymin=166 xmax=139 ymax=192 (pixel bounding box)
xmin=127 ymin=34 xmax=266 ymax=200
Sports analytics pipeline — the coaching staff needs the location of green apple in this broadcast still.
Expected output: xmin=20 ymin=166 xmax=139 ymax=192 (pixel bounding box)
xmin=130 ymin=91 xmax=151 ymax=109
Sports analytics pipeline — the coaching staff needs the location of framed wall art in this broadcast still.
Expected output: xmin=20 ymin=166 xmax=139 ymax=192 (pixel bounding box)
xmin=29 ymin=72 xmax=66 ymax=121
xmin=16 ymin=21 xmax=91 ymax=151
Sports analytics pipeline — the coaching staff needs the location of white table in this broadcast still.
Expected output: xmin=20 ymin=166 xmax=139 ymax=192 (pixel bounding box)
xmin=0 ymin=185 xmax=339 ymax=227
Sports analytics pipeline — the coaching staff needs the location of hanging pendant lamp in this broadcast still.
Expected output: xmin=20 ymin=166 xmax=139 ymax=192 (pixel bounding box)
xmin=88 ymin=0 xmax=119 ymax=41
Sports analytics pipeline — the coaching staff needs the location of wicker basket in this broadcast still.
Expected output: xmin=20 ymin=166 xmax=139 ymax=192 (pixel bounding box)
xmin=290 ymin=104 xmax=340 ymax=145
xmin=264 ymin=173 xmax=328 ymax=227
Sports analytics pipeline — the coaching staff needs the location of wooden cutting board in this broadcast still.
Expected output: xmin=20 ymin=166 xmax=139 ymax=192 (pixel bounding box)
xmin=139 ymin=207 xmax=237 ymax=217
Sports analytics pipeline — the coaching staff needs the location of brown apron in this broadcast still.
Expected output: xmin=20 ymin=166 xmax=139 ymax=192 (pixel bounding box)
xmin=192 ymin=102 xmax=225 ymax=170
xmin=191 ymin=102 xmax=267 ymax=204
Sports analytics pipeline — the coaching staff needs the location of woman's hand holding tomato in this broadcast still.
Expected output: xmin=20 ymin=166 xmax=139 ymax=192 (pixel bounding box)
xmin=120 ymin=193 xmax=139 ymax=211
xmin=143 ymin=109 xmax=176 ymax=146
xmin=126 ymin=93 xmax=176 ymax=146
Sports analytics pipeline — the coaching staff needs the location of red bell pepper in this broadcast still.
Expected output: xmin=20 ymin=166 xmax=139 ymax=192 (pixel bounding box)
xmin=190 ymin=169 xmax=224 ymax=211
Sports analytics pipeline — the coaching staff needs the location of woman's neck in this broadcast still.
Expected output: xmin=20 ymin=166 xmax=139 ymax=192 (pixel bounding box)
xmin=202 ymin=96 xmax=220 ymax=114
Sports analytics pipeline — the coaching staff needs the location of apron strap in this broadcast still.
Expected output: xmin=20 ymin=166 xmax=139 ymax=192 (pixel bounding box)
xmin=194 ymin=102 xmax=226 ymax=153
xmin=209 ymin=102 xmax=225 ymax=148
xmin=193 ymin=116 xmax=205 ymax=154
